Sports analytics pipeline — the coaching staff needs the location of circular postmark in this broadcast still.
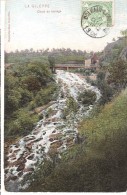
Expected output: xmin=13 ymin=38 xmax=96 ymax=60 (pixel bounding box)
xmin=81 ymin=3 xmax=112 ymax=38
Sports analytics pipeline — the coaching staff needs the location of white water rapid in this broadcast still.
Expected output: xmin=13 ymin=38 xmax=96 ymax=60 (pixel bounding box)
xmin=5 ymin=70 xmax=101 ymax=191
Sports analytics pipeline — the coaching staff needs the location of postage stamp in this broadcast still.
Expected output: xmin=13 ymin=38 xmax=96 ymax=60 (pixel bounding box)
xmin=81 ymin=1 xmax=113 ymax=38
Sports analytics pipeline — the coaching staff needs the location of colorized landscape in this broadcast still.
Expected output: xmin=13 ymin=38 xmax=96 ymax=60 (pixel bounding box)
xmin=4 ymin=30 xmax=127 ymax=192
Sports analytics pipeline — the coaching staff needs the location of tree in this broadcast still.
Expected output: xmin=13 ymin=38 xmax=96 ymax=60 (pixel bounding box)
xmin=97 ymin=71 xmax=113 ymax=104
xmin=78 ymin=90 xmax=97 ymax=105
xmin=48 ymin=55 xmax=56 ymax=73
xmin=108 ymin=59 xmax=127 ymax=89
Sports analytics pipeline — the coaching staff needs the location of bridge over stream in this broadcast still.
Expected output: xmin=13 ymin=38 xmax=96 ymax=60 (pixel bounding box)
xmin=55 ymin=64 xmax=99 ymax=71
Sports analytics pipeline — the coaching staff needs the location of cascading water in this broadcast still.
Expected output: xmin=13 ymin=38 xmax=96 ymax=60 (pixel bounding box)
xmin=5 ymin=70 xmax=101 ymax=191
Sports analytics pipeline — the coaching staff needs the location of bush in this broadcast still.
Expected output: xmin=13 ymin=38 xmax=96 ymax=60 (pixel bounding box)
xmin=5 ymin=109 xmax=38 ymax=137
xmin=78 ymin=90 xmax=97 ymax=106
xmin=63 ymin=97 xmax=79 ymax=118
xmin=108 ymin=59 xmax=127 ymax=89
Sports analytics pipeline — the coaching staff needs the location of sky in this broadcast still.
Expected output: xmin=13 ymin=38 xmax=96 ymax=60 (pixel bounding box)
xmin=4 ymin=0 xmax=127 ymax=52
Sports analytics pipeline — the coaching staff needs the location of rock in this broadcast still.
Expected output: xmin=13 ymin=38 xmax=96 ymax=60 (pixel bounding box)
xmin=9 ymin=161 xmax=18 ymax=167
xmin=43 ymin=121 xmax=50 ymax=125
xmin=11 ymin=157 xmax=17 ymax=161
xmin=16 ymin=163 xmax=25 ymax=171
xmin=23 ymin=151 xmax=31 ymax=158
xmin=49 ymin=138 xmax=54 ymax=142
xmin=14 ymin=148 xmax=20 ymax=153
xmin=50 ymin=140 xmax=63 ymax=149
xmin=5 ymin=176 xmax=12 ymax=182
xmin=8 ymin=149 xmax=12 ymax=155
xmin=14 ymin=144 xmax=19 ymax=148
xmin=48 ymin=147 xmax=58 ymax=155
xmin=5 ymin=156 xmax=9 ymax=161
xmin=34 ymin=137 xmax=43 ymax=142
xmin=52 ymin=130 xmax=56 ymax=133
xmin=9 ymin=157 xmax=26 ymax=167
xmin=18 ymin=157 xmax=27 ymax=164
xmin=27 ymin=154 xmax=34 ymax=160
xmin=66 ymin=137 xmax=74 ymax=147
xmin=4 ymin=143 xmax=8 ymax=149
xmin=49 ymin=133 xmax=63 ymax=141
xmin=18 ymin=171 xmax=23 ymax=177
xmin=32 ymin=130 xmax=40 ymax=135
xmin=5 ymin=169 xmax=9 ymax=174
xmin=24 ymin=136 xmax=35 ymax=142
xmin=66 ymin=137 xmax=74 ymax=143
xmin=51 ymin=118 xmax=58 ymax=122
xmin=10 ymin=176 xmax=18 ymax=181
xmin=26 ymin=143 xmax=32 ymax=150
xmin=9 ymin=153 xmax=16 ymax=159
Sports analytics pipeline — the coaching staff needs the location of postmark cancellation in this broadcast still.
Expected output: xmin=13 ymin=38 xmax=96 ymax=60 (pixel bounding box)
xmin=81 ymin=1 xmax=114 ymax=38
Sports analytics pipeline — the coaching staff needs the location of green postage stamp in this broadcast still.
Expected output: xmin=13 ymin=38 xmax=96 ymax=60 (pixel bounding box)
xmin=81 ymin=1 xmax=113 ymax=38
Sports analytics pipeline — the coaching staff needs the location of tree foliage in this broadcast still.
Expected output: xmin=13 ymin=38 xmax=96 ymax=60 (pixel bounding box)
xmin=78 ymin=90 xmax=97 ymax=105
xmin=5 ymin=61 xmax=57 ymax=138
xmin=108 ymin=59 xmax=127 ymax=89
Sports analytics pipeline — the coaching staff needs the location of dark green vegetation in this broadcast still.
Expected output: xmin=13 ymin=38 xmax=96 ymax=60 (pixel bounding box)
xmin=5 ymin=48 xmax=86 ymax=64
xmin=5 ymin=61 xmax=58 ymax=138
xmin=62 ymin=97 xmax=79 ymax=119
xmin=25 ymin=89 xmax=127 ymax=192
xmin=78 ymin=90 xmax=97 ymax=105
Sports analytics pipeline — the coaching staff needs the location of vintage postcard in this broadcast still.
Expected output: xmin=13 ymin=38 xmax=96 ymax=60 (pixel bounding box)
xmin=3 ymin=0 xmax=127 ymax=193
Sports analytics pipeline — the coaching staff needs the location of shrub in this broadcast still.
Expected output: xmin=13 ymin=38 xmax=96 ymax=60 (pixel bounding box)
xmin=63 ymin=97 xmax=79 ymax=118
xmin=5 ymin=109 xmax=38 ymax=137
xmin=78 ymin=90 xmax=97 ymax=106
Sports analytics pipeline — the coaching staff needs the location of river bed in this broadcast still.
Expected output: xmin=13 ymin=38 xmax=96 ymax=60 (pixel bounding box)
xmin=5 ymin=70 xmax=101 ymax=191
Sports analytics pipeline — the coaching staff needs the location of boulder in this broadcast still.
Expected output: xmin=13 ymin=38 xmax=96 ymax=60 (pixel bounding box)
xmin=10 ymin=175 xmax=18 ymax=181
xmin=23 ymin=151 xmax=31 ymax=158
xmin=52 ymin=130 xmax=56 ymax=133
xmin=16 ymin=163 xmax=25 ymax=171
xmin=9 ymin=153 xmax=16 ymax=159
xmin=18 ymin=157 xmax=27 ymax=164
xmin=34 ymin=137 xmax=43 ymax=142
xmin=51 ymin=118 xmax=58 ymax=122
xmin=24 ymin=136 xmax=35 ymax=142
xmin=49 ymin=138 xmax=54 ymax=142
xmin=48 ymin=147 xmax=58 ymax=156
xmin=49 ymin=133 xmax=63 ymax=141
xmin=18 ymin=171 xmax=23 ymax=177
xmin=27 ymin=154 xmax=35 ymax=160
xmin=32 ymin=130 xmax=40 ymax=135
xmin=50 ymin=140 xmax=63 ymax=149
xmin=26 ymin=143 xmax=33 ymax=150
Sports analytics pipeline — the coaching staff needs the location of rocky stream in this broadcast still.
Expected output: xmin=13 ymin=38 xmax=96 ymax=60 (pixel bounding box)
xmin=5 ymin=70 xmax=101 ymax=191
